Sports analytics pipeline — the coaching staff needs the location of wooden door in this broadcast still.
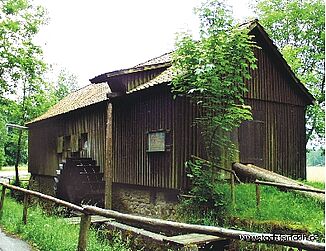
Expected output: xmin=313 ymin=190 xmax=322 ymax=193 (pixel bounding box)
xmin=239 ymin=111 xmax=265 ymax=167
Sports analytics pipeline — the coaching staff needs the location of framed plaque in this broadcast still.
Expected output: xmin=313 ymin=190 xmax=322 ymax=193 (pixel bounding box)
xmin=147 ymin=131 xmax=165 ymax=152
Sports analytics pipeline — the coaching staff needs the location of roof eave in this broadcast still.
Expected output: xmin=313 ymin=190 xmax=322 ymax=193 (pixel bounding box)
xmin=89 ymin=62 xmax=171 ymax=84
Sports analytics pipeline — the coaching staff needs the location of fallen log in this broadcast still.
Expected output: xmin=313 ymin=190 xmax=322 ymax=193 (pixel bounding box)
xmin=232 ymin=163 xmax=325 ymax=202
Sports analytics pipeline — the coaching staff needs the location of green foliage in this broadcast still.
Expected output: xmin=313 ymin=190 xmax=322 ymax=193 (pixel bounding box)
xmin=253 ymin=0 xmax=325 ymax=147
xmin=172 ymin=0 xmax=257 ymax=162
xmin=307 ymin=148 xmax=325 ymax=166
xmin=180 ymin=159 xmax=230 ymax=224
xmin=50 ymin=68 xmax=79 ymax=101
xmin=0 ymin=0 xmax=47 ymax=95
xmin=179 ymin=182 xmax=324 ymax=239
xmin=0 ymin=196 xmax=131 ymax=251
xmin=231 ymin=183 xmax=325 ymax=237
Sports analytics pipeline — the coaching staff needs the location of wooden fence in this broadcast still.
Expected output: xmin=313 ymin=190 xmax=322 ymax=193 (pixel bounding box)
xmin=255 ymin=179 xmax=325 ymax=209
xmin=0 ymin=182 xmax=324 ymax=251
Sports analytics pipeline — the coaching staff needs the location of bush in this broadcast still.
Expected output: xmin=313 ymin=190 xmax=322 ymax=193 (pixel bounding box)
xmin=179 ymin=159 xmax=230 ymax=224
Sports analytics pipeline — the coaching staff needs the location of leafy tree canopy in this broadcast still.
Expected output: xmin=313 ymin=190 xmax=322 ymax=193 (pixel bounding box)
xmin=0 ymin=0 xmax=47 ymax=96
xmin=172 ymin=0 xmax=257 ymax=162
xmin=253 ymin=0 xmax=325 ymax=147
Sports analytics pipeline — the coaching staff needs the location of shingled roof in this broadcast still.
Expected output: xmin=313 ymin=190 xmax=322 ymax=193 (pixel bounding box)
xmin=27 ymin=83 xmax=110 ymax=124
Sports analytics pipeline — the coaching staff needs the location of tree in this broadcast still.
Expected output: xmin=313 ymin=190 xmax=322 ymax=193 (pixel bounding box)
xmin=52 ymin=68 xmax=79 ymax=101
xmin=172 ymin=0 xmax=256 ymax=163
xmin=253 ymin=0 xmax=325 ymax=147
xmin=0 ymin=0 xmax=47 ymax=96
xmin=0 ymin=0 xmax=47 ymax=183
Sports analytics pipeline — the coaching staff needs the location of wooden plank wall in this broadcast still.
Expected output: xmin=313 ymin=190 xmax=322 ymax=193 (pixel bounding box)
xmin=112 ymin=86 xmax=204 ymax=190
xmin=247 ymin=36 xmax=309 ymax=107
xmin=28 ymin=102 xmax=107 ymax=176
xmin=240 ymin=99 xmax=306 ymax=179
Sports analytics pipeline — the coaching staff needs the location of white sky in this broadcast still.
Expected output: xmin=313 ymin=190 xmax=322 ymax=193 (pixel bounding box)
xmin=34 ymin=0 xmax=255 ymax=87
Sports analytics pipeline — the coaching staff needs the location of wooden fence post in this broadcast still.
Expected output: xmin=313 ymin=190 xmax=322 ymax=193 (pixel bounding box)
xmin=230 ymin=174 xmax=235 ymax=209
xmin=0 ymin=186 xmax=6 ymax=217
xmin=255 ymin=183 xmax=260 ymax=210
xmin=22 ymin=194 xmax=29 ymax=224
xmin=78 ymin=214 xmax=91 ymax=251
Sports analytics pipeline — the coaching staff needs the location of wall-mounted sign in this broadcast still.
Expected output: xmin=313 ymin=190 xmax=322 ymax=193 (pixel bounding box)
xmin=147 ymin=131 xmax=165 ymax=152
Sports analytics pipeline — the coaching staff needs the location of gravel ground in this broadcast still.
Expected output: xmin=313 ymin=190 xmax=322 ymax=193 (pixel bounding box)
xmin=0 ymin=228 xmax=32 ymax=251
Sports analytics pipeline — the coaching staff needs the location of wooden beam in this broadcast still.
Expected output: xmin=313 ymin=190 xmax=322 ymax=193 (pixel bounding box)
xmin=104 ymin=102 xmax=113 ymax=209
xmin=22 ymin=194 xmax=29 ymax=224
xmin=0 ymin=186 xmax=6 ymax=217
xmin=83 ymin=205 xmax=325 ymax=251
xmin=255 ymin=180 xmax=325 ymax=194
xmin=0 ymin=182 xmax=84 ymax=213
xmin=77 ymin=214 xmax=91 ymax=251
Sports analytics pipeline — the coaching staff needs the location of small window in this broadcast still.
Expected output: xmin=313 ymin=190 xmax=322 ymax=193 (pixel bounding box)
xmin=57 ymin=136 xmax=64 ymax=153
xmin=71 ymin=134 xmax=79 ymax=153
xmin=147 ymin=131 xmax=165 ymax=152
xmin=80 ymin=133 xmax=88 ymax=150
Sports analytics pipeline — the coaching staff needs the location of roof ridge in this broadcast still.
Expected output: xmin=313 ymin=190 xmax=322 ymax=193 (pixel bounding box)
xmin=134 ymin=51 xmax=173 ymax=67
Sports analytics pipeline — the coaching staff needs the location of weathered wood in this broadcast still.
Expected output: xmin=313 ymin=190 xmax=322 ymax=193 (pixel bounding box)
xmin=105 ymin=102 xmax=113 ymax=209
xmin=255 ymin=183 xmax=260 ymax=210
xmin=77 ymin=214 xmax=91 ymax=251
xmin=165 ymin=233 xmax=224 ymax=246
xmin=83 ymin=205 xmax=325 ymax=251
xmin=0 ymin=182 xmax=84 ymax=213
xmin=22 ymin=194 xmax=29 ymax=224
xmin=64 ymin=215 xmax=111 ymax=225
xmin=232 ymin=163 xmax=325 ymax=202
xmin=231 ymin=174 xmax=235 ymax=208
xmin=0 ymin=186 xmax=6 ymax=216
xmin=255 ymin=180 xmax=325 ymax=194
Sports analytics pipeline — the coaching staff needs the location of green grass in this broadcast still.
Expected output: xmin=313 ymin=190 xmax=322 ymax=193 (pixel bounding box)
xmin=231 ymin=183 xmax=325 ymax=235
xmin=1 ymin=164 xmax=28 ymax=171
xmin=301 ymin=180 xmax=325 ymax=190
xmin=0 ymin=196 xmax=131 ymax=251
xmin=178 ymin=182 xmax=324 ymax=237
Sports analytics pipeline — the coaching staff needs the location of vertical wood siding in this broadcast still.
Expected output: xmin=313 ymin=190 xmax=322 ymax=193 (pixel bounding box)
xmin=28 ymin=103 xmax=107 ymax=176
xmin=112 ymin=86 xmax=204 ymax=189
xmin=240 ymin=100 xmax=306 ymax=179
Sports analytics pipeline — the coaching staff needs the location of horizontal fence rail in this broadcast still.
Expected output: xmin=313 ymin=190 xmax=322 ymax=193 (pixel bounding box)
xmin=0 ymin=182 xmax=325 ymax=251
xmin=255 ymin=179 xmax=325 ymax=194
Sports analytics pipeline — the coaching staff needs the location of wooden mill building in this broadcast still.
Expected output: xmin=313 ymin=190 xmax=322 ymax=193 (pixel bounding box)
xmin=27 ymin=21 xmax=313 ymax=214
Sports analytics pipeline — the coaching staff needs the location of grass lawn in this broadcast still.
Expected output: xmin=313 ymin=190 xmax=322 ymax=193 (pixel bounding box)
xmin=231 ymin=183 xmax=325 ymax=236
xmin=1 ymin=165 xmax=28 ymax=172
xmin=0 ymin=195 xmax=132 ymax=251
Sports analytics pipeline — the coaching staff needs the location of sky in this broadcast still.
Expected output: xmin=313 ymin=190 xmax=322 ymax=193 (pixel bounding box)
xmin=34 ymin=0 xmax=255 ymax=87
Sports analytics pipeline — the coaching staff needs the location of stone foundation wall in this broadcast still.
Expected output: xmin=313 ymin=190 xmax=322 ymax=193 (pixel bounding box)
xmin=29 ymin=174 xmax=56 ymax=196
xmin=112 ymin=184 xmax=179 ymax=218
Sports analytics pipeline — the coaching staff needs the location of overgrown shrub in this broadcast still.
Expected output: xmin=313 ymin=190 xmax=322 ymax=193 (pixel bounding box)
xmin=179 ymin=159 xmax=230 ymax=224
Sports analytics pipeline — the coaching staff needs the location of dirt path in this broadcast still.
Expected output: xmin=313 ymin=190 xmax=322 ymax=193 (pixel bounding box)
xmin=0 ymin=228 xmax=32 ymax=251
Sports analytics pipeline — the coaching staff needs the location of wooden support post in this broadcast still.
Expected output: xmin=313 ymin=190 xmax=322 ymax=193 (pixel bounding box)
xmin=22 ymin=194 xmax=29 ymax=224
xmin=230 ymin=174 xmax=235 ymax=209
xmin=105 ymin=102 xmax=113 ymax=209
xmin=77 ymin=214 xmax=91 ymax=251
xmin=0 ymin=186 xmax=6 ymax=217
xmin=255 ymin=183 xmax=260 ymax=210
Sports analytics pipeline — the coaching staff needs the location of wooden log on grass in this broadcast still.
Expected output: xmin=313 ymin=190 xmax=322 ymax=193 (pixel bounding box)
xmin=232 ymin=163 xmax=325 ymax=202
xmin=83 ymin=205 xmax=325 ymax=251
